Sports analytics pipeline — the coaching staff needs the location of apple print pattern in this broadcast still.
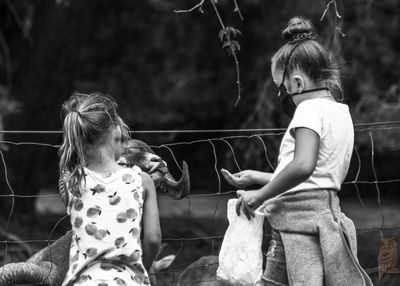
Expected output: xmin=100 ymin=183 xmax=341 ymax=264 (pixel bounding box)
xmin=62 ymin=166 xmax=149 ymax=286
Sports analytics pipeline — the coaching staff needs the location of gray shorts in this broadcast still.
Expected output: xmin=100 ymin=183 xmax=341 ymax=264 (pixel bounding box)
xmin=262 ymin=230 xmax=289 ymax=286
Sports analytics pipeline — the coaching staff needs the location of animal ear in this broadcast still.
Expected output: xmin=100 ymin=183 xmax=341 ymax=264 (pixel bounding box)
xmin=152 ymin=254 xmax=176 ymax=272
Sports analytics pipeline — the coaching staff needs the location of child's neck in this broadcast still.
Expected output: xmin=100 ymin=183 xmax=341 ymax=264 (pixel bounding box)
xmin=86 ymin=148 xmax=122 ymax=174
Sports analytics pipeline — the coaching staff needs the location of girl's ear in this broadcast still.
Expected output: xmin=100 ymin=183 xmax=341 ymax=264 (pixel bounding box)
xmin=293 ymin=75 xmax=305 ymax=93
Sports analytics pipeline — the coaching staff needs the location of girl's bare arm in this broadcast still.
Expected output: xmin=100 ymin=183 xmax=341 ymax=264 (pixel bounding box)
xmin=141 ymin=172 xmax=161 ymax=271
xmin=237 ymin=127 xmax=319 ymax=218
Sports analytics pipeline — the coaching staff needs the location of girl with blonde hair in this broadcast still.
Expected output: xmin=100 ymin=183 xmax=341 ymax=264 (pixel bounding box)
xmin=59 ymin=92 xmax=161 ymax=286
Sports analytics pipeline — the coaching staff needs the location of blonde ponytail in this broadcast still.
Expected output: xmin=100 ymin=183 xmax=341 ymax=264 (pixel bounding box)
xmin=59 ymin=92 xmax=129 ymax=197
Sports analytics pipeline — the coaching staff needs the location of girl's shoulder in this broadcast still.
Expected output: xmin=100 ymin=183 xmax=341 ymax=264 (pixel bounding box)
xmin=83 ymin=164 xmax=140 ymax=175
xmin=139 ymin=171 xmax=154 ymax=192
xmin=82 ymin=165 xmax=143 ymax=187
xmin=138 ymin=171 xmax=158 ymax=203
xmin=296 ymin=98 xmax=349 ymax=117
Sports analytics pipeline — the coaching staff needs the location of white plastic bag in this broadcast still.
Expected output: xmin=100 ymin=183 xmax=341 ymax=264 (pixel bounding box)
xmin=217 ymin=198 xmax=265 ymax=286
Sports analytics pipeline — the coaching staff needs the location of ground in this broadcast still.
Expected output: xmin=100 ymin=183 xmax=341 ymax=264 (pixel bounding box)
xmin=1 ymin=193 xmax=399 ymax=285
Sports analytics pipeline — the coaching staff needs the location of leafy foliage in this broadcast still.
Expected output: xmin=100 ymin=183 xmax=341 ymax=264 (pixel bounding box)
xmin=220 ymin=26 xmax=241 ymax=55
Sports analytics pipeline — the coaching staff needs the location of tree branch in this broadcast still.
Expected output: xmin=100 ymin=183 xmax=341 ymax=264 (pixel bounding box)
xmin=174 ymin=0 xmax=205 ymax=14
xmin=174 ymin=0 xmax=243 ymax=106
xmin=209 ymin=0 xmax=225 ymax=30
xmin=320 ymin=0 xmax=345 ymax=37
xmin=232 ymin=0 xmax=243 ymax=21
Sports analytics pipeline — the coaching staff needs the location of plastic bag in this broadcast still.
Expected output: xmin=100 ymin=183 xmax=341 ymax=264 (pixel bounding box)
xmin=217 ymin=198 xmax=265 ymax=286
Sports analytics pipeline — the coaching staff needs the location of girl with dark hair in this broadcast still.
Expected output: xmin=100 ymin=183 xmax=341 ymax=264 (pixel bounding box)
xmin=222 ymin=17 xmax=372 ymax=286
xmin=59 ymin=92 xmax=161 ymax=286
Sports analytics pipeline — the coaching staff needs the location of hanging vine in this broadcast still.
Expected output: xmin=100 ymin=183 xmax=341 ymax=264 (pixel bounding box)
xmin=174 ymin=0 xmax=244 ymax=107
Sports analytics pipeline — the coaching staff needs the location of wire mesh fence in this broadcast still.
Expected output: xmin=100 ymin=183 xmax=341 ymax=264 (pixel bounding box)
xmin=0 ymin=121 xmax=400 ymax=285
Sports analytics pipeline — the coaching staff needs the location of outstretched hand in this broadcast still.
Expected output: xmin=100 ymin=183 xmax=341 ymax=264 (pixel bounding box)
xmin=235 ymin=189 xmax=263 ymax=220
xmin=221 ymin=169 xmax=255 ymax=188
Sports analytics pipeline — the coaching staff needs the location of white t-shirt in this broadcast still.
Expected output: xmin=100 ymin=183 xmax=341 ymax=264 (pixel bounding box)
xmin=270 ymin=98 xmax=354 ymax=194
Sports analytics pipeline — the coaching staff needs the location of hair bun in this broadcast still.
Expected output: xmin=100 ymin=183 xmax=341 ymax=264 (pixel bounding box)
xmin=282 ymin=16 xmax=316 ymax=42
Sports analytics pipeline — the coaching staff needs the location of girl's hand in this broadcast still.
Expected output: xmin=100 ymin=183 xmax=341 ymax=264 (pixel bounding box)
xmin=235 ymin=189 xmax=263 ymax=220
xmin=221 ymin=169 xmax=255 ymax=188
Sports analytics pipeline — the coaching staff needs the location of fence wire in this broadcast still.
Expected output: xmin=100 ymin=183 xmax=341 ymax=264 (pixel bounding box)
xmin=0 ymin=122 xmax=400 ymax=284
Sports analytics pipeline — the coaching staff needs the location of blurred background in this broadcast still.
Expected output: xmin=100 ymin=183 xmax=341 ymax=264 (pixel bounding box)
xmin=0 ymin=0 xmax=399 ymax=285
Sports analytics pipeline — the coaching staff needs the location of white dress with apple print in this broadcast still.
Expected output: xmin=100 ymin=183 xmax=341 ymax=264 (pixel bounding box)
xmin=62 ymin=166 xmax=150 ymax=286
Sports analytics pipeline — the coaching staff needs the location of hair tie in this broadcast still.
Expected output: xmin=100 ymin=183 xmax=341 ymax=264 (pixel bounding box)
xmin=73 ymin=110 xmax=81 ymax=117
xmin=288 ymin=33 xmax=314 ymax=43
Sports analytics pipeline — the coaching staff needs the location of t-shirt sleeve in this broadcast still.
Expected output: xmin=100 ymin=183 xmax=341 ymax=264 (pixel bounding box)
xmin=289 ymin=100 xmax=323 ymax=138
